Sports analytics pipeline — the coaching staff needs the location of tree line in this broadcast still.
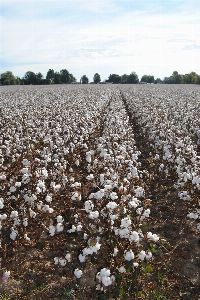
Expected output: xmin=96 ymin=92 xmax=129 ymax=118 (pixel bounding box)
xmin=0 ymin=69 xmax=200 ymax=85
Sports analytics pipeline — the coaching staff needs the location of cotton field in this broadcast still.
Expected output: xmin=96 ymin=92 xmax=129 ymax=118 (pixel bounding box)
xmin=0 ymin=84 xmax=199 ymax=299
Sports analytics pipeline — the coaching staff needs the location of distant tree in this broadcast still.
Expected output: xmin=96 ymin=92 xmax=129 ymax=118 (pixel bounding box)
xmin=23 ymin=71 xmax=36 ymax=85
xmin=54 ymin=72 xmax=62 ymax=84
xmin=154 ymin=78 xmax=162 ymax=84
xmin=121 ymin=74 xmax=129 ymax=84
xmin=69 ymin=73 xmax=76 ymax=83
xmin=60 ymin=69 xmax=71 ymax=83
xmin=81 ymin=75 xmax=89 ymax=84
xmin=0 ymin=71 xmax=17 ymax=85
xmin=108 ymin=74 xmax=121 ymax=84
xmin=35 ymin=72 xmax=43 ymax=85
xmin=46 ymin=69 xmax=55 ymax=83
xmin=128 ymin=72 xmax=139 ymax=84
xmin=140 ymin=75 xmax=154 ymax=83
xmin=93 ymin=73 xmax=101 ymax=83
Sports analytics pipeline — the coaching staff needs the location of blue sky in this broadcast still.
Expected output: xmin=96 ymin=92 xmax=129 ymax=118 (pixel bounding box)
xmin=0 ymin=0 xmax=200 ymax=81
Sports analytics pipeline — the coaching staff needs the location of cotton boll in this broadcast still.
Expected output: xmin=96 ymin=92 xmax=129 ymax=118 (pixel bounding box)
xmin=10 ymin=210 xmax=18 ymax=218
xmin=57 ymin=215 xmax=64 ymax=223
xmin=23 ymin=218 xmax=28 ymax=227
xmin=197 ymin=223 xmax=200 ymax=230
xmin=124 ymin=250 xmax=134 ymax=261
xmin=89 ymin=211 xmax=99 ymax=219
xmin=65 ymin=253 xmax=71 ymax=262
xmin=138 ymin=250 xmax=146 ymax=261
xmin=79 ymin=253 xmax=86 ymax=263
xmin=56 ymin=223 xmax=64 ymax=232
xmin=24 ymin=233 xmax=30 ymax=241
xmin=54 ymin=257 xmax=59 ymax=265
xmin=2 ymin=271 xmax=10 ymax=281
xmin=10 ymin=229 xmax=18 ymax=240
xmin=74 ymin=268 xmax=83 ymax=278
xmin=0 ymin=198 xmax=4 ymax=209
xmin=59 ymin=258 xmax=66 ymax=266
xmin=45 ymin=194 xmax=52 ymax=202
xmin=77 ymin=224 xmax=82 ymax=231
xmin=113 ymin=248 xmax=118 ymax=256
xmin=147 ymin=232 xmax=159 ymax=242
xmin=49 ymin=225 xmax=55 ymax=236
xmin=146 ymin=251 xmax=152 ymax=260
xmin=119 ymin=266 xmax=126 ymax=273
xmin=129 ymin=231 xmax=139 ymax=243
xmin=85 ymin=200 xmax=94 ymax=212
xmin=187 ymin=212 xmax=198 ymax=219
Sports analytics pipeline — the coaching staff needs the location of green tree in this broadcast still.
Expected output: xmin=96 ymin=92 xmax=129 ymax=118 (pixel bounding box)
xmin=46 ymin=69 xmax=55 ymax=83
xmin=69 ymin=73 xmax=76 ymax=83
xmin=81 ymin=75 xmax=89 ymax=84
xmin=36 ymin=72 xmax=43 ymax=85
xmin=128 ymin=72 xmax=139 ymax=84
xmin=108 ymin=74 xmax=121 ymax=84
xmin=93 ymin=73 xmax=101 ymax=83
xmin=23 ymin=71 xmax=36 ymax=85
xmin=0 ymin=71 xmax=17 ymax=85
xmin=155 ymin=78 xmax=162 ymax=84
xmin=140 ymin=75 xmax=154 ymax=83
xmin=60 ymin=69 xmax=71 ymax=83
xmin=121 ymin=74 xmax=129 ymax=84
xmin=54 ymin=72 xmax=62 ymax=84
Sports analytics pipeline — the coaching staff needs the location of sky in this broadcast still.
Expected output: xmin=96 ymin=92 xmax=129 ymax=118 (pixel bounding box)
xmin=0 ymin=0 xmax=200 ymax=82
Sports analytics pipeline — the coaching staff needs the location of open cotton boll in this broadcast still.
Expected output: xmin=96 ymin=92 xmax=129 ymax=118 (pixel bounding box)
xmin=129 ymin=231 xmax=139 ymax=243
xmin=23 ymin=218 xmax=28 ymax=227
xmin=56 ymin=223 xmax=64 ymax=232
xmin=187 ymin=212 xmax=198 ymax=219
xmin=0 ymin=198 xmax=4 ymax=209
xmin=113 ymin=248 xmax=118 ymax=256
xmin=124 ymin=250 xmax=134 ymax=261
xmin=57 ymin=215 xmax=64 ymax=223
xmin=79 ymin=253 xmax=86 ymax=263
xmin=65 ymin=253 xmax=71 ymax=262
xmin=197 ymin=223 xmax=200 ymax=230
xmin=0 ymin=214 xmax=7 ymax=220
xmin=45 ymin=195 xmax=52 ymax=202
xmin=10 ymin=229 xmax=18 ymax=240
xmin=147 ymin=232 xmax=159 ymax=242
xmin=24 ymin=233 xmax=30 ymax=241
xmin=106 ymin=201 xmax=118 ymax=210
xmin=59 ymin=258 xmax=66 ymax=266
xmin=138 ymin=250 xmax=146 ymax=261
xmin=49 ymin=225 xmax=55 ymax=236
xmin=86 ymin=174 xmax=94 ymax=180
xmin=74 ymin=268 xmax=83 ymax=278
xmin=119 ymin=266 xmax=126 ymax=273
xmin=10 ymin=210 xmax=18 ymax=218
xmin=146 ymin=251 xmax=152 ymax=260
xmin=85 ymin=200 xmax=94 ymax=213
xmin=121 ymin=217 xmax=132 ymax=228
xmin=89 ymin=211 xmax=99 ymax=219
xmin=54 ymin=257 xmax=59 ymax=265
xmin=2 ymin=271 xmax=10 ymax=281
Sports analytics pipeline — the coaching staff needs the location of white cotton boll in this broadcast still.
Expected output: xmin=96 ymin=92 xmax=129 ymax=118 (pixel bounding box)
xmin=22 ymin=159 xmax=30 ymax=166
xmin=0 ymin=198 xmax=4 ymax=209
xmin=83 ymin=247 xmax=93 ymax=255
xmin=10 ymin=186 xmax=16 ymax=193
xmin=89 ymin=211 xmax=99 ymax=219
xmin=24 ymin=234 xmax=30 ymax=241
xmin=3 ymin=271 xmax=10 ymax=280
xmin=96 ymin=284 xmax=101 ymax=290
xmin=187 ymin=212 xmax=198 ymax=219
xmin=121 ymin=217 xmax=131 ymax=228
xmin=133 ymin=262 xmax=139 ymax=268
xmin=68 ymin=225 xmax=76 ymax=233
xmin=37 ymin=201 xmax=43 ymax=210
xmin=146 ymin=251 xmax=152 ymax=260
xmin=79 ymin=253 xmax=86 ymax=263
xmin=110 ymin=192 xmax=118 ymax=200
xmin=54 ymin=257 xmax=59 ymax=265
xmin=109 ymin=214 xmax=118 ymax=220
xmin=0 ymin=214 xmax=7 ymax=220
xmin=77 ymin=224 xmax=82 ymax=231
xmin=54 ymin=184 xmax=61 ymax=192
xmin=113 ymin=248 xmax=118 ymax=256
xmin=100 ymin=174 xmax=104 ymax=184
xmin=197 ymin=223 xmax=200 ymax=230
xmin=85 ymin=200 xmax=94 ymax=212
xmin=23 ymin=218 xmax=28 ymax=227
xmin=119 ymin=266 xmax=126 ymax=273
xmin=29 ymin=210 xmax=36 ymax=218
xmin=49 ymin=225 xmax=55 ymax=236
xmin=138 ymin=250 xmax=146 ymax=261
xmin=100 ymin=268 xmax=110 ymax=277
xmin=129 ymin=231 xmax=139 ymax=243
xmin=21 ymin=167 xmax=29 ymax=174
xmin=106 ymin=201 xmax=118 ymax=210
xmin=13 ymin=218 xmax=21 ymax=226
xmin=86 ymin=174 xmax=94 ymax=180
xmin=104 ymin=185 xmax=112 ymax=191
xmin=65 ymin=253 xmax=71 ymax=262
xmin=59 ymin=258 xmax=66 ymax=266
xmin=84 ymin=232 xmax=88 ymax=240
xmin=74 ymin=268 xmax=83 ymax=278
xmin=71 ymin=192 xmax=81 ymax=201
xmin=56 ymin=223 xmax=64 ymax=232
xmin=102 ymin=276 xmax=112 ymax=286
xmin=75 ymin=159 xmax=79 ymax=166
xmin=0 ymin=174 xmax=6 ymax=180
xmin=147 ymin=232 xmax=159 ymax=242
xmin=143 ymin=209 xmax=150 ymax=217
xmin=10 ymin=229 xmax=18 ymax=240
xmin=57 ymin=215 xmax=64 ymax=223
xmin=124 ymin=250 xmax=134 ymax=261
xmin=69 ymin=167 xmax=73 ymax=172
xmin=10 ymin=210 xmax=18 ymax=218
